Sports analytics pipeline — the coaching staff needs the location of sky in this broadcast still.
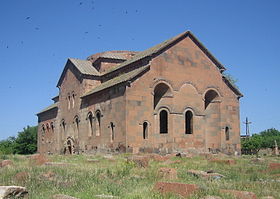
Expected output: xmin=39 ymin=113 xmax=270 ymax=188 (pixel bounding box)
xmin=0 ymin=0 xmax=280 ymax=140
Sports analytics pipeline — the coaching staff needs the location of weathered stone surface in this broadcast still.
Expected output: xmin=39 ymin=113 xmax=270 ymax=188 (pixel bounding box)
xmin=0 ymin=160 xmax=13 ymax=168
xmin=261 ymin=196 xmax=275 ymax=199
xmin=52 ymin=194 xmax=79 ymax=199
xmin=150 ymin=154 xmax=170 ymax=162
xmin=95 ymin=194 xmax=119 ymax=198
xmin=187 ymin=170 xmax=224 ymax=180
xmin=14 ymin=172 xmax=29 ymax=182
xmin=29 ymin=154 xmax=48 ymax=166
xmin=220 ymin=189 xmax=257 ymax=199
xmin=127 ymin=156 xmax=149 ymax=168
xmin=154 ymin=182 xmax=199 ymax=197
xmin=200 ymin=196 xmax=222 ymax=199
xmin=209 ymin=159 xmax=236 ymax=165
xmin=269 ymin=163 xmax=280 ymax=170
xmin=0 ymin=186 xmax=28 ymax=199
xmin=158 ymin=168 xmax=177 ymax=180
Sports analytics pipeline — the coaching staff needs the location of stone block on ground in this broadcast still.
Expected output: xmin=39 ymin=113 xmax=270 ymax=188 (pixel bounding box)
xmin=14 ymin=172 xmax=30 ymax=182
xmin=52 ymin=194 xmax=79 ymax=199
xmin=154 ymin=182 xmax=199 ymax=197
xmin=220 ymin=189 xmax=257 ymax=199
xmin=41 ymin=171 xmax=56 ymax=181
xmin=200 ymin=196 xmax=222 ymax=199
xmin=44 ymin=162 xmax=74 ymax=167
xmin=95 ymin=194 xmax=119 ymax=198
xmin=127 ymin=156 xmax=149 ymax=168
xmin=269 ymin=163 xmax=280 ymax=170
xmin=187 ymin=170 xmax=224 ymax=180
xmin=29 ymin=154 xmax=48 ymax=166
xmin=261 ymin=196 xmax=275 ymax=199
xmin=158 ymin=168 xmax=177 ymax=180
xmin=0 ymin=186 xmax=28 ymax=199
xmin=0 ymin=160 xmax=13 ymax=168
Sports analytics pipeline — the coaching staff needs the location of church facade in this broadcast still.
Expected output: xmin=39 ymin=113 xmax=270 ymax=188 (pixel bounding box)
xmin=37 ymin=31 xmax=243 ymax=155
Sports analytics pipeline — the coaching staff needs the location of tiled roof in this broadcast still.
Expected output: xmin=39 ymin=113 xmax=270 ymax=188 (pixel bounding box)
xmin=105 ymin=31 xmax=226 ymax=74
xmin=37 ymin=102 xmax=58 ymax=115
xmin=100 ymin=52 xmax=127 ymax=60
xmin=81 ymin=65 xmax=149 ymax=98
xmin=69 ymin=58 xmax=100 ymax=76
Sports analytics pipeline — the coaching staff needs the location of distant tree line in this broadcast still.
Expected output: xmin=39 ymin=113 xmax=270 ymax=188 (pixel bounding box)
xmin=0 ymin=125 xmax=37 ymax=155
xmin=241 ymin=128 xmax=280 ymax=156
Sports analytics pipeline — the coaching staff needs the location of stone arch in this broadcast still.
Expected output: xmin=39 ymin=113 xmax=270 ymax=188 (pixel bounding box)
xmin=95 ymin=110 xmax=101 ymax=136
xmin=184 ymin=108 xmax=194 ymax=134
xmin=158 ymin=107 xmax=170 ymax=134
xmin=177 ymin=82 xmax=200 ymax=94
xmin=204 ymin=89 xmax=221 ymax=109
xmin=86 ymin=111 xmax=94 ymax=137
xmin=73 ymin=115 xmax=80 ymax=135
xmin=204 ymin=89 xmax=222 ymax=151
xmin=64 ymin=137 xmax=75 ymax=155
xmin=153 ymin=82 xmax=173 ymax=109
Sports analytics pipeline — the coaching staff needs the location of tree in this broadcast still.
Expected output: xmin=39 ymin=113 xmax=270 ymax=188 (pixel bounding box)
xmin=13 ymin=126 xmax=37 ymax=154
xmin=0 ymin=136 xmax=16 ymax=155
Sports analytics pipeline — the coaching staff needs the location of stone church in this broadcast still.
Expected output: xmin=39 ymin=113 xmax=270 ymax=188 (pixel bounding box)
xmin=37 ymin=30 xmax=243 ymax=155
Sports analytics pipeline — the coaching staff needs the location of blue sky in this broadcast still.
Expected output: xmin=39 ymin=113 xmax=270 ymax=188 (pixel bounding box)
xmin=0 ymin=0 xmax=279 ymax=140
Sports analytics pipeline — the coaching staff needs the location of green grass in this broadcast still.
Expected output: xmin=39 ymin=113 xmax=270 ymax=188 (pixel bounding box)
xmin=0 ymin=154 xmax=279 ymax=199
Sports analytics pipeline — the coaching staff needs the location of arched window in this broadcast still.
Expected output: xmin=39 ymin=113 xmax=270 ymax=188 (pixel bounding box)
xmin=154 ymin=83 xmax=171 ymax=109
xmin=74 ymin=116 xmax=79 ymax=134
xmin=204 ymin=90 xmax=219 ymax=109
xmin=61 ymin=119 xmax=66 ymax=133
xmin=96 ymin=110 xmax=101 ymax=136
xmin=225 ymin=126 xmax=230 ymax=141
xmin=72 ymin=92 xmax=75 ymax=108
xmin=110 ymin=122 xmax=115 ymax=142
xmin=185 ymin=111 xmax=193 ymax=134
xmin=42 ymin=125 xmax=46 ymax=135
xmin=67 ymin=94 xmax=71 ymax=110
xmin=50 ymin=122 xmax=54 ymax=133
xmin=143 ymin=122 xmax=148 ymax=139
xmin=87 ymin=112 xmax=93 ymax=136
xmin=160 ymin=110 xmax=168 ymax=134
xmin=46 ymin=123 xmax=50 ymax=133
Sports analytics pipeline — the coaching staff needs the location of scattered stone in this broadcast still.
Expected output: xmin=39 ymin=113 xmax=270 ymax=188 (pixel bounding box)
xmin=95 ymin=194 xmax=119 ymax=198
xmin=127 ymin=156 xmax=149 ymax=168
xmin=220 ymin=189 xmax=257 ymax=199
xmin=261 ymin=196 xmax=275 ymax=199
xmin=269 ymin=163 xmax=280 ymax=170
xmin=52 ymin=194 xmax=79 ymax=199
xmin=209 ymin=159 xmax=236 ymax=165
xmin=187 ymin=170 xmax=224 ymax=180
xmin=150 ymin=154 xmax=170 ymax=162
xmin=29 ymin=154 xmax=48 ymax=166
xmin=200 ymin=196 xmax=222 ymax=199
xmin=199 ymin=153 xmax=213 ymax=160
xmin=14 ymin=172 xmax=29 ymax=182
xmin=0 ymin=160 xmax=13 ymax=168
xmin=0 ymin=186 xmax=28 ymax=198
xmin=158 ymin=168 xmax=177 ymax=180
xmin=250 ymin=158 xmax=265 ymax=164
xmin=154 ymin=182 xmax=199 ymax=197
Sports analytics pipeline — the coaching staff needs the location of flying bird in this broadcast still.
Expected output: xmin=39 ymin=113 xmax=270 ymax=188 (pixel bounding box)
xmin=79 ymin=2 xmax=83 ymax=5
xmin=84 ymin=31 xmax=88 ymax=34
xmin=26 ymin=16 xmax=30 ymax=20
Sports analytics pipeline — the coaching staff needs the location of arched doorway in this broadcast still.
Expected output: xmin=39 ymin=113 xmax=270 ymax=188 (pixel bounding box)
xmin=64 ymin=137 xmax=75 ymax=155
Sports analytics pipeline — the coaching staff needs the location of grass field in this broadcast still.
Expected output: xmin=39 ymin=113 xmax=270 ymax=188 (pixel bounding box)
xmin=0 ymin=153 xmax=279 ymax=199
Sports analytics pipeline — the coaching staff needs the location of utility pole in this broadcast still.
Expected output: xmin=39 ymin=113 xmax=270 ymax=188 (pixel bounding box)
xmin=243 ymin=117 xmax=252 ymax=137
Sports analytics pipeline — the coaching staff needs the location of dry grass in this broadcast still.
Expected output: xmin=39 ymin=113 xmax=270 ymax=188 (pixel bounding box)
xmin=0 ymin=154 xmax=279 ymax=199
